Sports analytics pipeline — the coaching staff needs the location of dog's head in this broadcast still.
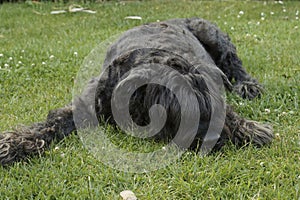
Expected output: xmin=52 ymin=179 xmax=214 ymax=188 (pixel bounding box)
xmin=95 ymin=48 xmax=226 ymax=149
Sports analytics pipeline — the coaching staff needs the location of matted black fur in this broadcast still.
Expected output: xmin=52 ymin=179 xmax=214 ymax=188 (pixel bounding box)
xmin=0 ymin=18 xmax=273 ymax=166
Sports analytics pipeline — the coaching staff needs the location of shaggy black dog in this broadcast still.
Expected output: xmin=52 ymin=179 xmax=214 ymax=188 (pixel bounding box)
xmin=0 ymin=18 xmax=273 ymax=166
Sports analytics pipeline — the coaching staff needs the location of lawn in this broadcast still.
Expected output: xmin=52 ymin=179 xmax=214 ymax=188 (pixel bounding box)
xmin=0 ymin=0 xmax=299 ymax=199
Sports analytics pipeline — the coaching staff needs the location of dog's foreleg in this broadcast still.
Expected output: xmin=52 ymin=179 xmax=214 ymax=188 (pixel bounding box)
xmin=0 ymin=77 xmax=100 ymax=166
xmin=186 ymin=18 xmax=263 ymax=99
xmin=0 ymin=106 xmax=75 ymax=166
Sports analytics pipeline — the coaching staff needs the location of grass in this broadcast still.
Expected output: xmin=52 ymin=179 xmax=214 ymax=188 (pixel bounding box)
xmin=0 ymin=0 xmax=299 ymax=199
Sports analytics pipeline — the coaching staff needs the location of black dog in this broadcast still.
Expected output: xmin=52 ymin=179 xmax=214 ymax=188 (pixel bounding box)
xmin=0 ymin=18 xmax=273 ymax=166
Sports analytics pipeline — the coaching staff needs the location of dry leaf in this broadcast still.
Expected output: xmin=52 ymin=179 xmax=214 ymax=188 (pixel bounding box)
xmin=125 ymin=16 xmax=142 ymax=20
xmin=50 ymin=10 xmax=67 ymax=15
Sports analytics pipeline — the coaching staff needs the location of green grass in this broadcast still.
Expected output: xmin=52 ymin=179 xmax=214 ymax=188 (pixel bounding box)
xmin=0 ymin=0 xmax=299 ymax=199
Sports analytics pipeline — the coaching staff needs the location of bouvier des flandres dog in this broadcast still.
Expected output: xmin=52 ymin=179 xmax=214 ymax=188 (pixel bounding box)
xmin=0 ymin=18 xmax=273 ymax=166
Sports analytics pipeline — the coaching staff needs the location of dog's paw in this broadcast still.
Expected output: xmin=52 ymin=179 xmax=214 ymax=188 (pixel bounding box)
xmin=233 ymin=80 xmax=263 ymax=100
xmin=231 ymin=119 xmax=274 ymax=148
xmin=0 ymin=129 xmax=46 ymax=166
xmin=242 ymin=120 xmax=274 ymax=147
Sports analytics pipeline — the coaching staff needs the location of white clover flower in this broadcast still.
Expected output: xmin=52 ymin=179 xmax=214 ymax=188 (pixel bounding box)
xmin=0 ymin=53 xmax=3 ymax=57
xmin=4 ymin=63 xmax=9 ymax=67
xmin=21 ymin=49 xmax=25 ymax=53
xmin=296 ymin=17 xmax=299 ymax=20
xmin=264 ymin=108 xmax=271 ymax=113
xmin=261 ymin=17 xmax=265 ymax=21
xmin=74 ymin=52 xmax=78 ymax=56
xmin=31 ymin=63 xmax=35 ymax=67
xmin=283 ymin=8 xmax=286 ymax=13
xmin=261 ymin=12 xmax=265 ymax=17
xmin=237 ymin=15 xmax=241 ymax=18
xmin=224 ymin=22 xmax=227 ymax=25
xmin=256 ymin=21 xmax=260 ymax=25
xmin=239 ymin=11 xmax=244 ymax=15
xmin=296 ymin=10 xmax=299 ymax=16
xmin=278 ymin=0 xmax=283 ymax=5
xmin=270 ymin=12 xmax=274 ymax=15
xmin=18 ymin=61 xmax=22 ymax=64
xmin=42 ymin=62 xmax=46 ymax=65
xmin=230 ymin=27 xmax=234 ymax=30
xmin=49 ymin=55 xmax=55 ymax=59
xmin=9 ymin=57 xmax=13 ymax=61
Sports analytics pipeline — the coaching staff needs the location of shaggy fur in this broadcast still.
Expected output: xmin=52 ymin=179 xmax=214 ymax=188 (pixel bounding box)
xmin=0 ymin=18 xmax=273 ymax=166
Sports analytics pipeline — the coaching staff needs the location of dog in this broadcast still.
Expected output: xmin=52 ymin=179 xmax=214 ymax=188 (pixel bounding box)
xmin=0 ymin=18 xmax=273 ymax=166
